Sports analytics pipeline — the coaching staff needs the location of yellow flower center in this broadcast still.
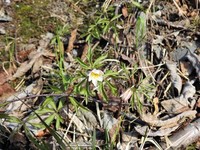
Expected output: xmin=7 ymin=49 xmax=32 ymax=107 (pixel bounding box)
xmin=90 ymin=72 xmax=101 ymax=79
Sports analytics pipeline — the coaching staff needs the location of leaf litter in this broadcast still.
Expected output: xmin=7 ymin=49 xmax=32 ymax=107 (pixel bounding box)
xmin=0 ymin=0 xmax=200 ymax=149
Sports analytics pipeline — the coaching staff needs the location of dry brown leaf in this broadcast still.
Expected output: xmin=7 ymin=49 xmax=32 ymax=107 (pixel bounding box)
xmin=66 ymin=28 xmax=77 ymax=53
xmin=76 ymin=109 xmax=98 ymax=129
xmin=161 ymin=97 xmax=190 ymax=114
xmin=0 ymin=83 xmax=15 ymax=97
xmin=135 ymin=125 xmax=179 ymax=137
xmin=0 ymin=67 xmax=15 ymax=85
xmin=120 ymin=53 xmax=134 ymax=64
xmin=122 ymin=6 xmax=128 ymax=18
xmin=180 ymin=60 xmax=193 ymax=76
xmin=119 ymin=132 xmax=138 ymax=150
xmin=0 ymin=83 xmax=15 ymax=110
xmin=190 ymin=10 xmax=198 ymax=17
xmin=5 ymin=79 xmax=43 ymax=113
xmin=140 ymin=110 xmax=197 ymax=127
xmin=32 ymin=56 xmax=43 ymax=74
xmin=166 ymin=61 xmax=182 ymax=95
xmin=36 ymin=129 xmax=50 ymax=137
xmin=185 ymin=50 xmax=200 ymax=78
xmin=81 ymin=43 xmax=89 ymax=60
xmin=10 ymin=50 xmax=55 ymax=80
xmin=109 ymin=119 xmax=120 ymax=143
xmin=153 ymin=97 xmax=159 ymax=115
xmin=180 ymin=4 xmax=188 ymax=15
xmin=17 ymin=44 xmax=35 ymax=62
xmin=160 ymin=118 xmax=200 ymax=149
xmin=182 ymin=81 xmax=196 ymax=99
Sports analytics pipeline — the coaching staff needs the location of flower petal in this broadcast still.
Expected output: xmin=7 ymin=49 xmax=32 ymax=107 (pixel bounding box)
xmin=88 ymin=69 xmax=104 ymax=87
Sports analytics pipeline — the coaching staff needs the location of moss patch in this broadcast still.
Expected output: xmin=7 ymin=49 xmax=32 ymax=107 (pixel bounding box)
xmin=13 ymin=0 xmax=63 ymax=42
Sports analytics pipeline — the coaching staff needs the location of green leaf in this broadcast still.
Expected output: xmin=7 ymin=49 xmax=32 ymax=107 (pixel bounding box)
xmin=105 ymin=80 xmax=117 ymax=95
xmin=42 ymin=97 xmax=53 ymax=107
xmin=69 ymin=97 xmax=89 ymax=112
xmin=86 ymin=34 xmax=92 ymax=43
xmin=55 ymin=115 xmax=63 ymax=130
xmin=42 ymin=97 xmax=57 ymax=110
xmin=0 ymin=102 xmax=10 ymax=108
xmin=92 ymin=54 xmax=108 ymax=68
xmin=45 ymin=114 xmax=56 ymax=125
xmin=135 ymin=12 xmax=147 ymax=48
xmin=99 ymin=82 xmax=108 ymax=102
xmin=75 ymin=58 xmax=90 ymax=69
xmin=131 ymin=0 xmax=144 ymax=10
xmin=75 ymin=78 xmax=86 ymax=94
xmin=55 ymin=118 xmax=61 ymax=130
xmin=57 ymin=99 xmax=64 ymax=111
xmin=104 ymin=70 xmax=119 ymax=78
xmin=28 ymin=122 xmax=45 ymax=129
xmin=36 ymin=107 xmax=55 ymax=114
xmin=69 ymin=97 xmax=78 ymax=112
xmin=49 ymin=86 xmax=63 ymax=93
xmin=92 ymin=130 xmax=96 ymax=150
xmin=24 ymin=124 xmax=48 ymax=150
xmin=0 ymin=113 xmax=21 ymax=123
xmin=33 ymin=111 xmax=71 ymax=149
xmin=110 ymin=14 xmax=122 ymax=22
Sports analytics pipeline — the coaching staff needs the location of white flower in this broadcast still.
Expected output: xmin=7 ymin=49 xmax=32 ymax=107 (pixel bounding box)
xmin=120 ymin=88 xmax=133 ymax=102
xmin=88 ymin=69 xmax=104 ymax=87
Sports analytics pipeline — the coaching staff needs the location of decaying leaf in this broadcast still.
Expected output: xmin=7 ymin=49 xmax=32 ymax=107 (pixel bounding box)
xmin=161 ymin=80 xmax=196 ymax=114
xmin=17 ymin=44 xmax=35 ymax=62
xmin=6 ymin=79 xmax=43 ymax=114
xmin=81 ymin=43 xmax=89 ymax=60
xmin=32 ymin=56 xmax=43 ymax=74
xmin=135 ymin=125 xmax=179 ymax=137
xmin=0 ymin=83 xmax=15 ymax=106
xmin=37 ymin=32 xmax=54 ymax=51
xmin=62 ymin=107 xmax=89 ymax=139
xmin=161 ymin=97 xmax=190 ymax=114
xmin=179 ymin=60 xmax=193 ymax=76
xmin=117 ymin=131 xmax=138 ymax=150
xmin=153 ymin=97 xmax=159 ymax=115
xmin=5 ymin=83 xmax=35 ymax=113
xmin=185 ymin=50 xmax=200 ymax=78
xmin=140 ymin=110 xmax=197 ymax=127
xmin=0 ymin=67 xmax=15 ymax=85
xmin=10 ymin=50 xmax=55 ymax=80
xmin=0 ymin=8 xmax=12 ymax=21
xmin=76 ymin=108 xmax=98 ymax=130
xmin=182 ymin=80 xmax=196 ymax=99
xmin=122 ymin=6 xmax=128 ymax=18
xmin=109 ymin=118 xmax=121 ymax=143
xmin=66 ymin=28 xmax=77 ymax=53
xmin=102 ymin=111 xmax=118 ymax=130
xmin=166 ymin=61 xmax=182 ymax=95
xmin=160 ymin=118 xmax=200 ymax=149
xmin=102 ymin=111 xmax=121 ymax=143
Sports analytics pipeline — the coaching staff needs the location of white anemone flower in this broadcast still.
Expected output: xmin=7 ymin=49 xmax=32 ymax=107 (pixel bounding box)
xmin=88 ymin=69 xmax=104 ymax=87
xmin=120 ymin=88 xmax=133 ymax=102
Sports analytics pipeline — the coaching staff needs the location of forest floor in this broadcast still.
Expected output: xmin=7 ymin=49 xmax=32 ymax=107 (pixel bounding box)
xmin=0 ymin=0 xmax=200 ymax=149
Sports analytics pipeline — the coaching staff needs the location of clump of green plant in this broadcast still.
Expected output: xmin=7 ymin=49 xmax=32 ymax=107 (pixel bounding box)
xmin=0 ymin=36 xmax=15 ymax=68
xmin=75 ymin=44 xmax=119 ymax=103
xmin=30 ymin=97 xmax=64 ymax=130
xmin=81 ymin=4 xmax=121 ymax=43
xmin=119 ymin=65 xmax=155 ymax=113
